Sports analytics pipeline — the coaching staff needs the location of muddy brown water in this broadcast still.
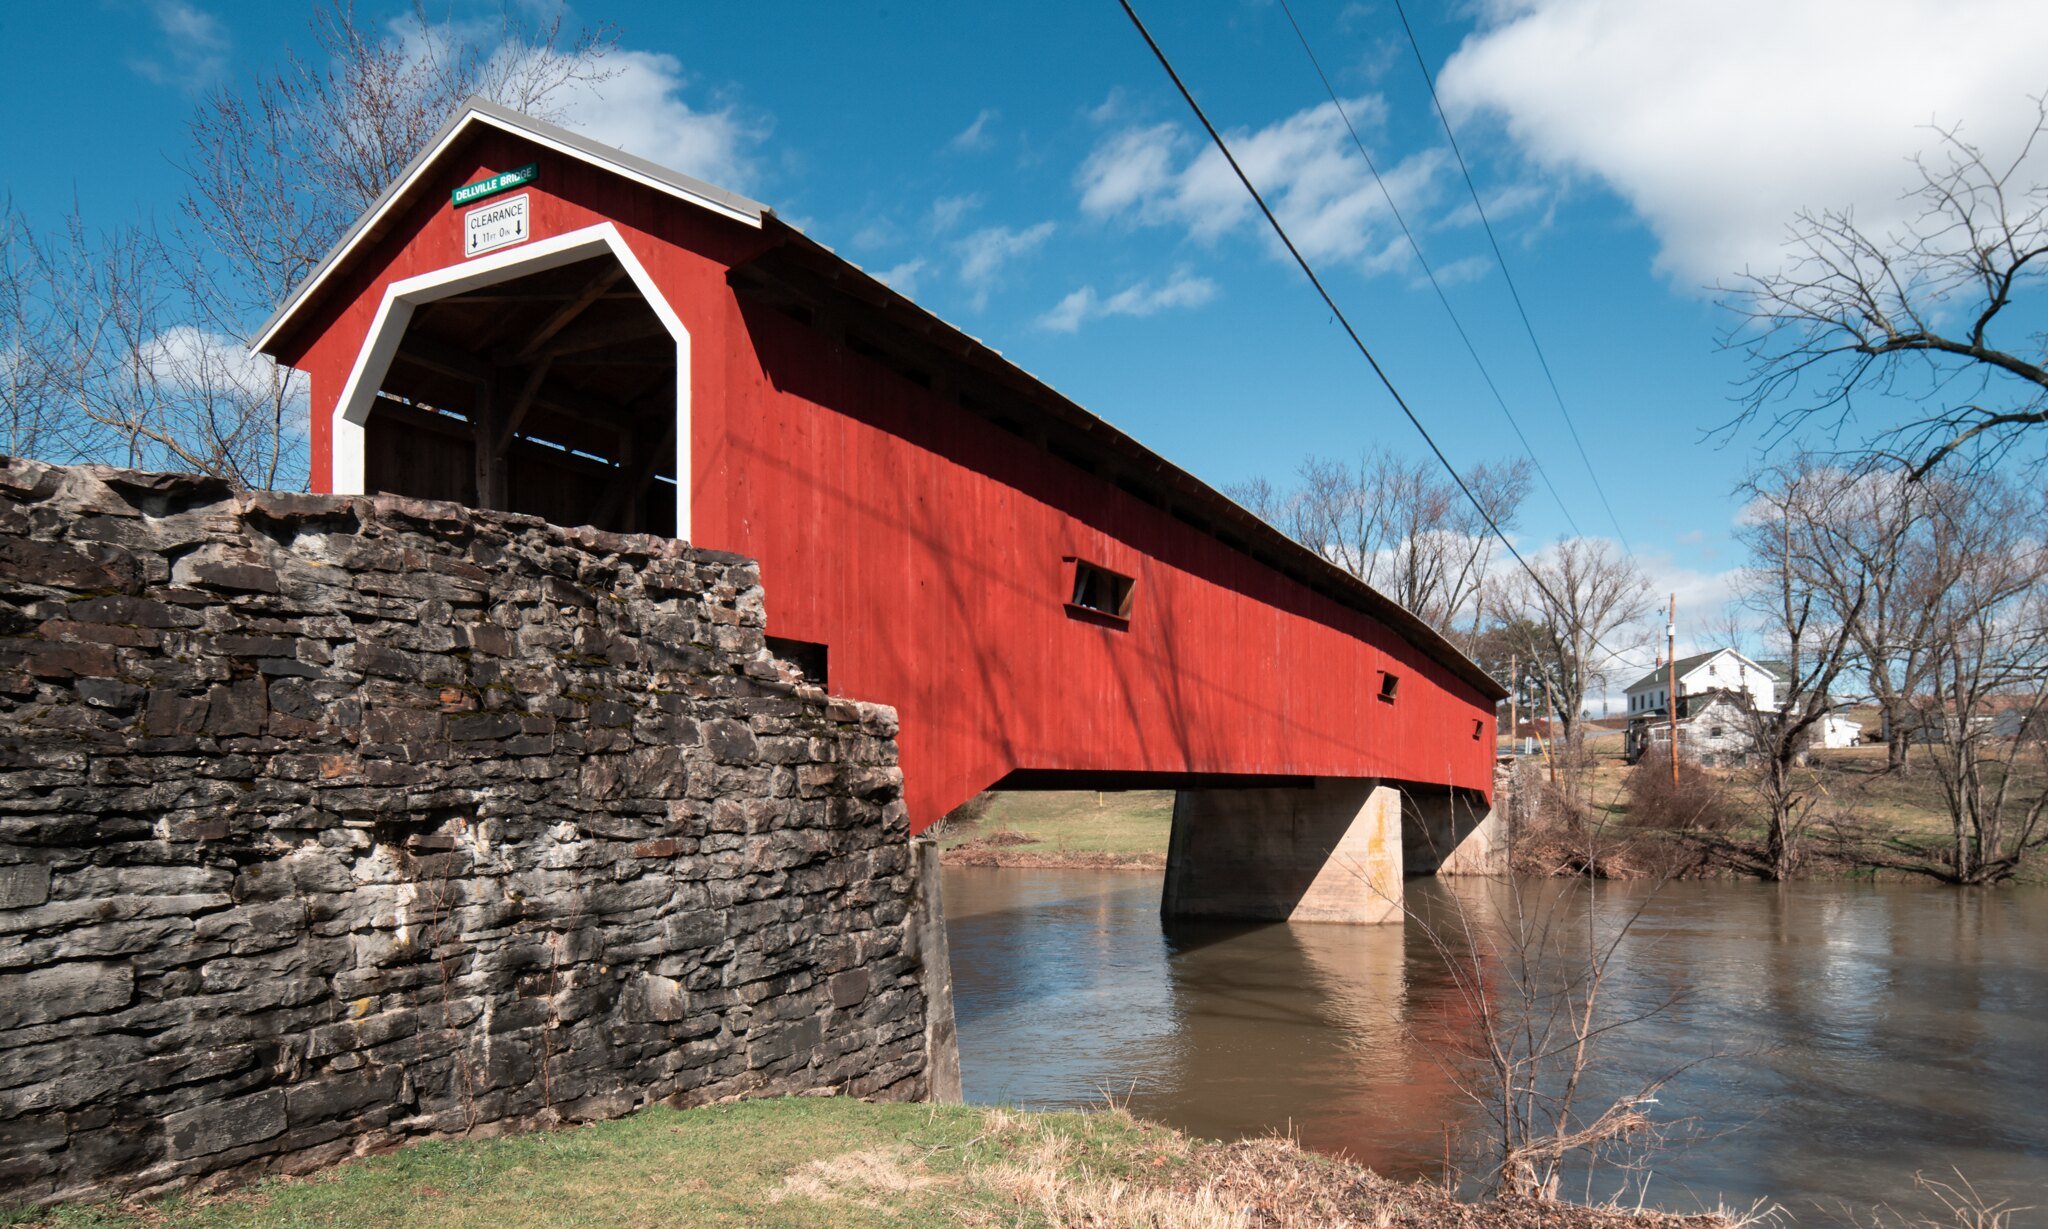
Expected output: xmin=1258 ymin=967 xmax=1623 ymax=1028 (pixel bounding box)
xmin=943 ymin=868 xmax=2048 ymax=1222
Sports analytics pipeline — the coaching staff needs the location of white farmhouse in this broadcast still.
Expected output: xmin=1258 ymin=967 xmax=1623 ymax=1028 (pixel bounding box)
xmin=1623 ymin=648 xmax=1781 ymax=717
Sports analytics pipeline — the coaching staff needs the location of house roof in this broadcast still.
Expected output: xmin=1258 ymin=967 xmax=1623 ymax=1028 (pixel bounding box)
xmin=1624 ymin=651 xmax=1722 ymax=695
xmin=253 ymin=99 xmax=1507 ymax=702
xmin=1623 ymin=648 xmax=1788 ymax=696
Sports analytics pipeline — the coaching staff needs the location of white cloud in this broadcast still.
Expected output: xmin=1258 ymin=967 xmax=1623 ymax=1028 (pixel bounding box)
xmin=954 ymin=222 xmax=1055 ymax=309
xmin=1085 ymin=89 xmax=1131 ymax=126
xmin=544 ymin=50 xmax=766 ymax=190
xmin=949 ymin=109 xmax=998 ymax=152
xmin=131 ymin=0 xmax=229 ymax=91
xmin=849 ymin=219 xmax=897 ymax=251
xmin=1426 ymin=255 xmax=1492 ymax=288
xmin=141 ymin=326 xmax=300 ymax=405
xmin=1438 ymin=0 xmax=2048 ymax=284
xmin=1074 ymin=101 xmax=1449 ymax=274
xmin=928 ymin=194 xmax=981 ymax=232
xmin=1038 ymin=268 xmax=1219 ymax=333
xmin=876 ymin=258 xmax=928 ymax=298
xmin=1439 ymin=181 xmax=1553 ymax=230
xmin=1077 ymin=124 xmax=1184 ymax=217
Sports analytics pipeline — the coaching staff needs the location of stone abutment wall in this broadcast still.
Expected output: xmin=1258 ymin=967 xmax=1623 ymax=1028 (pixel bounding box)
xmin=0 ymin=459 xmax=948 ymax=1204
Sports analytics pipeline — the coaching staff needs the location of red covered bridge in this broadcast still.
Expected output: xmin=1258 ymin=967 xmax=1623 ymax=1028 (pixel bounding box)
xmin=257 ymin=100 xmax=1505 ymax=923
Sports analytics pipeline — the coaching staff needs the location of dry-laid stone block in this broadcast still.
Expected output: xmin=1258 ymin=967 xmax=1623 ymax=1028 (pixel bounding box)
xmin=0 ymin=962 xmax=134 ymax=1030
xmin=0 ymin=862 xmax=50 ymax=909
xmin=0 ymin=458 xmax=940 ymax=1208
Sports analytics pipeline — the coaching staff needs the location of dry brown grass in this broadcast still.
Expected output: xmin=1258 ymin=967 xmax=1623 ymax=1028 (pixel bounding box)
xmin=771 ymin=1147 xmax=938 ymax=1208
xmin=1849 ymin=1171 xmax=2032 ymax=1229
xmin=957 ymin=1108 xmax=1745 ymax=1229
xmin=1165 ymin=1137 xmax=1743 ymax=1229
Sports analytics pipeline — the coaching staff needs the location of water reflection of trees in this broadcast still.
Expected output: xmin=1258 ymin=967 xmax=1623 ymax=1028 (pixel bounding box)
xmin=947 ymin=870 xmax=2048 ymax=1220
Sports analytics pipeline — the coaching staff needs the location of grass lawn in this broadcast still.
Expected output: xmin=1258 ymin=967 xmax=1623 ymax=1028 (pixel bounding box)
xmin=936 ymin=790 xmax=1174 ymax=862
xmin=8 ymin=1099 xmax=1163 ymax=1229
xmin=5 ymin=1098 xmax=1731 ymax=1229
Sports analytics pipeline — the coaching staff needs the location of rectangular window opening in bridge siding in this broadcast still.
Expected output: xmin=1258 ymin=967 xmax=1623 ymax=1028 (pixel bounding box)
xmin=1378 ymin=670 xmax=1401 ymax=704
xmin=1067 ymin=559 xmax=1135 ymax=622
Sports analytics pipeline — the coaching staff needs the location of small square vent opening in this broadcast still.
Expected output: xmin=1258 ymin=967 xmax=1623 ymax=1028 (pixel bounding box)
xmin=1068 ymin=559 xmax=1135 ymax=621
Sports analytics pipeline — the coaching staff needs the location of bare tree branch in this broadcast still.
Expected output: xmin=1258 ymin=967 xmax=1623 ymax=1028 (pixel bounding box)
xmin=1721 ymin=97 xmax=2048 ymax=479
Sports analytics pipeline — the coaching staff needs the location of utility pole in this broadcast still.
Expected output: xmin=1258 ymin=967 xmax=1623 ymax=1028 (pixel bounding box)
xmin=1508 ymin=652 xmax=1518 ymax=759
xmin=1667 ymin=593 xmax=1680 ymax=787
xmin=1545 ymin=676 xmax=1561 ymax=789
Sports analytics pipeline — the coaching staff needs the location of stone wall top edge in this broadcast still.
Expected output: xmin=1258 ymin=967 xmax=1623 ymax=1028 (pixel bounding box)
xmin=0 ymin=456 xmax=752 ymax=571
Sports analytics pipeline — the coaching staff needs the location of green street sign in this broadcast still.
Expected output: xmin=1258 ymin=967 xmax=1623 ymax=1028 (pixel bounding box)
xmin=452 ymin=163 xmax=539 ymax=207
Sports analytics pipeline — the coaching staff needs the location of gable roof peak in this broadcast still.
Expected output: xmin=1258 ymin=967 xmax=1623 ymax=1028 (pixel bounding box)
xmin=254 ymin=97 xmax=768 ymax=354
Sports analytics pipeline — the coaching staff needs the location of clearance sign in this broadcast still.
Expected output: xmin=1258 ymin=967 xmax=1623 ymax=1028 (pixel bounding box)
xmin=455 ymin=164 xmax=540 ymax=259
xmin=464 ymin=195 xmax=529 ymax=258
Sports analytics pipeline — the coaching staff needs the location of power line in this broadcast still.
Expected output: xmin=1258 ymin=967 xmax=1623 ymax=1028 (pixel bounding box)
xmin=1387 ymin=0 xmax=1633 ymax=555
xmin=1273 ymin=0 xmax=1586 ymax=542
xmin=1115 ymin=0 xmax=1640 ymax=683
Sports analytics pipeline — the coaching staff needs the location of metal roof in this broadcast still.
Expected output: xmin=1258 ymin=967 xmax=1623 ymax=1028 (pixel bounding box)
xmin=1624 ymin=648 xmax=1777 ymax=695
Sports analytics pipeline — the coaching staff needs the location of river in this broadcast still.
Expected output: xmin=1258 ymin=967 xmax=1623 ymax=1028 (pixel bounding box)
xmin=944 ymin=868 xmax=2048 ymax=1222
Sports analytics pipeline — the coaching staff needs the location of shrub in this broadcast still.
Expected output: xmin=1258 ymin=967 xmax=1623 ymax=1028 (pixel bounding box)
xmin=1626 ymin=758 xmax=1743 ymax=833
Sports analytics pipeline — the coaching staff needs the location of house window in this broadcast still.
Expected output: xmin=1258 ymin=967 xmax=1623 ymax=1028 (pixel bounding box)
xmin=1067 ymin=559 xmax=1135 ymax=621
xmin=1473 ymin=719 xmax=1484 ymax=740
xmin=1378 ymin=671 xmax=1401 ymax=704
xmin=1710 ymin=725 xmax=1725 ymax=738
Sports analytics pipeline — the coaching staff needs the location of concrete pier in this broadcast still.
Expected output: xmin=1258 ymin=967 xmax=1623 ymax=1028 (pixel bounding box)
xmin=1400 ymin=787 xmax=1505 ymax=876
xmin=1162 ymin=779 xmax=1404 ymax=924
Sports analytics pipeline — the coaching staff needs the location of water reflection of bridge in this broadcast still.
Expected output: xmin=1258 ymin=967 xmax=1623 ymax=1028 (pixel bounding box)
xmin=946 ymin=870 xmax=1494 ymax=1175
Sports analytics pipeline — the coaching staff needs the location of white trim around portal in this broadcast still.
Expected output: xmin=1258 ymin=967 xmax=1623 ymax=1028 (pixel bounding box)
xmin=329 ymin=222 xmax=693 ymax=541
xmin=253 ymin=105 xmax=760 ymax=355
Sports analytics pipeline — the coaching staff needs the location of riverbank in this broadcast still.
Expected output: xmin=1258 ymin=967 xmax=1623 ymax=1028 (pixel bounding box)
xmin=938 ymin=750 xmax=2046 ymax=882
xmin=3 ymin=1097 xmax=1741 ymax=1228
xmin=937 ymin=789 xmax=1171 ymax=870
xmin=1534 ymin=741 xmax=2048 ymax=884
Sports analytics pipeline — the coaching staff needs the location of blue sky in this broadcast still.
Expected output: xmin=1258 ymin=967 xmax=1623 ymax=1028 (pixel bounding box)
xmin=6 ymin=0 xmax=2046 ymax=684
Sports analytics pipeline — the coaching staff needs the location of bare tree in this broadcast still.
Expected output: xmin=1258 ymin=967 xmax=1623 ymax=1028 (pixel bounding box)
xmin=178 ymin=2 xmax=619 ymax=328
xmin=1495 ymin=539 xmax=1652 ymax=808
xmin=1738 ymin=459 xmax=1870 ymax=880
xmin=0 ymin=202 xmax=68 ymax=463
xmin=1235 ymin=448 xmax=1532 ymax=647
xmin=1911 ymin=477 xmax=2048 ymax=883
xmin=1722 ymin=98 xmax=2048 ymax=479
xmin=18 ymin=213 xmax=307 ymax=487
xmin=5 ymin=2 xmax=617 ymax=488
xmin=1789 ymin=467 xmax=1945 ymax=771
xmin=1409 ymin=874 xmax=1696 ymax=1201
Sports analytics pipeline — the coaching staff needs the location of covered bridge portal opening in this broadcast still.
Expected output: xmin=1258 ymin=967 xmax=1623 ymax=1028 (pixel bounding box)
xmin=359 ymin=252 xmax=680 ymax=536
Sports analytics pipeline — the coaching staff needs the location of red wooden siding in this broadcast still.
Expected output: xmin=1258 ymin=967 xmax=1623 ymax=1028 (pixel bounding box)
xmin=271 ymin=127 xmax=1499 ymax=833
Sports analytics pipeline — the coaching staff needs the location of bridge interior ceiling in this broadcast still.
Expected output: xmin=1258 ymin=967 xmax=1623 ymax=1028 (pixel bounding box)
xmin=369 ymin=254 xmax=679 ymax=536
